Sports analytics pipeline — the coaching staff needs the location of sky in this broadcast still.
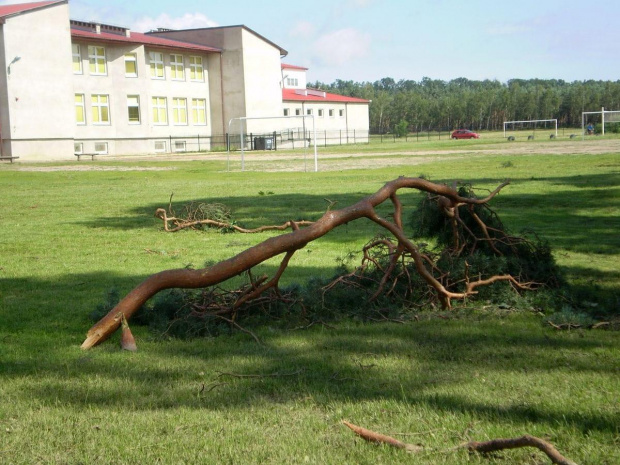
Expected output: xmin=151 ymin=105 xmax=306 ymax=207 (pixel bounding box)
xmin=4 ymin=0 xmax=620 ymax=84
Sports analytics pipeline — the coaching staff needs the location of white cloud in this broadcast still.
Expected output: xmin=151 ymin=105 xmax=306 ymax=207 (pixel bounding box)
xmin=132 ymin=12 xmax=218 ymax=33
xmin=311 ymin=28 xmax=371 ymax=66
xmin=289 ymin=21 xmax=316 ymax=39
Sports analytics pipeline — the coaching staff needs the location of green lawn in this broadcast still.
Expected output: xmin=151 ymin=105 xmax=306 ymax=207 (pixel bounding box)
xmin=0 ymin=145 xmax=618 ymax=464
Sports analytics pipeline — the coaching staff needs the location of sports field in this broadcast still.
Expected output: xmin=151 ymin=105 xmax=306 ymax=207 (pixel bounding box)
xmin=1 ymin=135 xmax=618 ymax=464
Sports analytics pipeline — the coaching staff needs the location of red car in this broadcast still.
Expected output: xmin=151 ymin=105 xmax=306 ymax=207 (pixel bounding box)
xmin=451 ymin=129 xmax=480 ymax=139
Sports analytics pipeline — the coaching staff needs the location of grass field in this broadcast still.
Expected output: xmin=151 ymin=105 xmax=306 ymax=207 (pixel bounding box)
xmin=0 ymin=138 xmax=619 ymax=464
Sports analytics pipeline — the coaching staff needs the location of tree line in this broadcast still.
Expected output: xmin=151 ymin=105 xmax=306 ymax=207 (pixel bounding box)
xmin=309 ymin=77 xmax=620 ymax=133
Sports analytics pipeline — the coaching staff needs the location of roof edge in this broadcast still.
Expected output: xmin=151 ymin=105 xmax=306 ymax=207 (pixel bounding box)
xmin=148 ymin=24 xmax=288 ymax=57
xmin=0 ymin=0 xmax=67 ymax=22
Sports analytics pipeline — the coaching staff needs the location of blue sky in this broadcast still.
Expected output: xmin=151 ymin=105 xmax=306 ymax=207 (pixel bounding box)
xmin=6 ymin=0 xmax=620 ymax=83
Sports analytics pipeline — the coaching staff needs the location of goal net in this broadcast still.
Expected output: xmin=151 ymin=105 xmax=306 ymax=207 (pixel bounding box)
xmin=226 ymin=115 xmax=318 ymax=172
xmin=582 ymin=109 xmax=620 ymax=136
xmin=503 ymin=119 xmax=558 ymax=139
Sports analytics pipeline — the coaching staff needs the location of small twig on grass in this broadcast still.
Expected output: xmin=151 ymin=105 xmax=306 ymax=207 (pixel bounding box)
xmin=591 ymin=321 xmax=610 ymax=329
xmin=341 ymin=421 xmax=578 ymax=465
xmin=547 ymin=321 xmax=582 ymax=330
xmin=212 ymin=315 xmax=262 ymax=344
xmin=342 ymin=420 xmax=423 ymax=452
xmin=203 ymin=382 xmax=229 ymax=392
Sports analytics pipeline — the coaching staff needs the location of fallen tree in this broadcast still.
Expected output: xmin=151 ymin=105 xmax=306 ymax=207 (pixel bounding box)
xmin=83 ymin=176 xmax=546 ymax=349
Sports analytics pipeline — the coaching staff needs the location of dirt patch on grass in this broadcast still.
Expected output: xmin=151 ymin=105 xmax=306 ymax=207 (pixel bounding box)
xmin=6 ymin=137 xmax=618 ymax=172
xmin=14 ymin=165 xmax=176 ymax=172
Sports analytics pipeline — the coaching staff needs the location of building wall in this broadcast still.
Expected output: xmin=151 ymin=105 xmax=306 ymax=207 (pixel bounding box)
xmin=282 ymin=68 xmax=306 ymax=90
xmin=72 ymin=39 xmax=215 ymax=155
xmin=282 ymin=101 xmax=369 ymax=136
xmin=150 ymin=27 xmax=284 ymax=136
xmin=240 ymin=29 xmax=284 ymax=134
xmin=149 ymin=27 xmax=248 ymax=136
xmin=1 ymin=2 xmax=74 ymax=160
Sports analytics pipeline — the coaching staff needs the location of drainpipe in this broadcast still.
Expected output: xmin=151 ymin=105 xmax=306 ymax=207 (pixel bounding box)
xmin=219 ymin=52 xmax=226 ymax=137
xmin=302 ymin=102 xmax=306 ymax=144
xmin=345 ymin=103 xmax=349 ymax=143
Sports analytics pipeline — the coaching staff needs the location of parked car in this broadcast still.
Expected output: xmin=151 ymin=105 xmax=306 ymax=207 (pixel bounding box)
xmin=451 ymin=129 xmax=480 ymax=139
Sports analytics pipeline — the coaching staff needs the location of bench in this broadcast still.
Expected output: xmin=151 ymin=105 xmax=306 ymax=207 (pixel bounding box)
xmin=0 ymin=156 xmax=19 ymax=163
xmin=75 ymin=153 xmax=97 ymax=161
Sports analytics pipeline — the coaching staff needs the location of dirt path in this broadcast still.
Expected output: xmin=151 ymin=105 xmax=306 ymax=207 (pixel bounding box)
xmin=9 ymin=138 xmax=619 ymax=172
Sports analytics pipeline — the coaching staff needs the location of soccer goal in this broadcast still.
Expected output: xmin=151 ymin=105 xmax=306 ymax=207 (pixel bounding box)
xmin=582 ymin=107 xmax=620 ymax=137
xmin=226 ymin=115 xmax=318 ymax=172
xmin=503 ymin=119 xmax=558 ymax=139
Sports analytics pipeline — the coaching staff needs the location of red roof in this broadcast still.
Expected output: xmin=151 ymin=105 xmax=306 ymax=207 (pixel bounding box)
xmin=71 ymin=28 xmax=221 ymax=53
xmin=283 ymin=88 xmax=369 ymax=104
xmin=0 ymin=1 xmax=62 ymax=19
xmin=281 ymin=63 xmax=308 ymax=71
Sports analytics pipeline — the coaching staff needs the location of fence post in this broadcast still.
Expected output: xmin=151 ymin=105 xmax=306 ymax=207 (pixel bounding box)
xmin=169 ymin=135 xmax=172 ymax=153
xmin=197 ymin=134 xmax=201 ymax=152
xmin=273 ymin=131 xmax=277 ymax=150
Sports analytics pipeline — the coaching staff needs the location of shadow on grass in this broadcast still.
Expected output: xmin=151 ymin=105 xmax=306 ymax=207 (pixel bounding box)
xmin=1 ymin=271 xmax=618 ymax=434
xmin=72 ymin=172 xmax=620 ymax=255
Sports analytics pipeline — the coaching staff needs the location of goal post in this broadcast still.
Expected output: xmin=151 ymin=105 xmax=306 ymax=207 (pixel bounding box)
xmin=582 ymin=107 xmax=620 ymax=138
xmin=226 ymin=115 xmax=318 ymax=172
xmin=503 ymin=119 xmax=558 ymax=138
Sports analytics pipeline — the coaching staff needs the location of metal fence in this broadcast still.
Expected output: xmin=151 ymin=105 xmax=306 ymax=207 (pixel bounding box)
xmin=164 ymin=130 xmax=371 ymax=153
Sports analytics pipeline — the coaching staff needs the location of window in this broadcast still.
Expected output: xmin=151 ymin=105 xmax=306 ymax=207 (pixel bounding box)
xmin=170 ymin=54 xmax=184 ymax=80
xmin=295 ymin=108 xmax=301 ymax=116
xmin=72 ymin=44 xmax=82 ymax=74
xmin=172 ymin=98 xmax=187 ymax=125
xmin=283 ymin=108 xmax=289 ymax=117
xmin=75 ymin=94 xmax=86 ymax=125
xmin=174 ymin=141 xmax=187 ymax=152
xmin=286 ymin=77 xmax=298 ymax=86
xmin=152 ymin=97 xmax=167 ymax=124
xmin=307 ymin=109 xmax=313 ymax=115
xmin=329 ymin=109 xmax=334 ymax=117
xmin=318 ymin=109 xmax=324 ymax=117
xmin=125 ymin=53 xmax=137 ymax=77
xmin=91 ymin=94 xmax=110 ymax=124
xmin=339 ymin=109 xmax=344 ymax=117
xmin=189 ymin=56 xmax=204 ymax=81
xmin=74 ymin=143 xmax=83 ymax=154
xmin=94 ymin=142 xmax=108 ymax=154
xmin=149 ymin=52 xmax=164 ymax=79
xmin=88 ymin=46 xmax=106 ymax=75
xmin=127 ymin=95 xmax=140 ymax=124
xmin=191 ymin=98 xmax=207 ymax=125
xmin=154 ymin=141 xmax=166 ymax=152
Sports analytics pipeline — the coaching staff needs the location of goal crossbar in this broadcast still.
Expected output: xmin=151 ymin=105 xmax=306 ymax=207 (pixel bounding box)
xmin=503 ymin=119 xmax=558 ymax=138
xmin=227 ymin=115 xmax=318 ymax=172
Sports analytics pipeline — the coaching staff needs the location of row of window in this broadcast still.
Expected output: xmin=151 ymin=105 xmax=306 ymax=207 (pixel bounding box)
xmin=72 ymin=44 xmax=205 ymax=82
xmin=74 ymin=140 xmax=187 ymax=155
xmin=283 ymin=108 xmax=345 ymax=117
xmin=75 ymin=94 xmax=207 ymax=126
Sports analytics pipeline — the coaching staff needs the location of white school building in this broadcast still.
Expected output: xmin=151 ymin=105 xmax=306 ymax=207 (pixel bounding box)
xmin=0 ymin=1 xmax=369 ymax=161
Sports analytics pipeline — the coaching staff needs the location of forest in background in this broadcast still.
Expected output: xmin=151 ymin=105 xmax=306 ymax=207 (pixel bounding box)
xmin=309 ymin=77 xmax=620 ymax=133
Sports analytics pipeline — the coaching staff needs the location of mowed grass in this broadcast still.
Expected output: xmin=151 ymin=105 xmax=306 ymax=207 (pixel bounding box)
xmin=0 ymin=144 xmax=619 ymax=464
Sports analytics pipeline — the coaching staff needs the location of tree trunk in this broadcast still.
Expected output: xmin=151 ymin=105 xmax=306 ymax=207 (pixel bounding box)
xmin=81 ymin=177 xmax=509 ymax=350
